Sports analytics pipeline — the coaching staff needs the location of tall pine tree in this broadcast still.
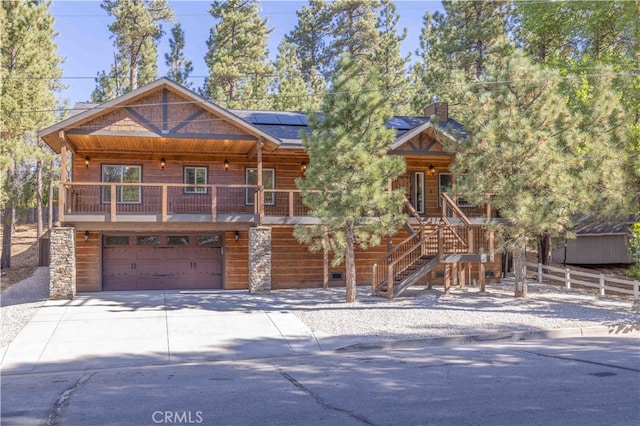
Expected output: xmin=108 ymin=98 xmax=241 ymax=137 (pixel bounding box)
xmin=270 ymin=41 xmax=311 ymax=112
xmin=1 ymin=0 xmax=63 ymax=269
xmin=92 ymin=0 xmax=174 ymax=101
xmin=450 ymin=51 xmax=616 ymax=297
xmin=203 ymin=0 xmax=273 ymax=109
xmin=164 ymin=23 xmax=193 ymax=87
xmin=284 ymin=0 xmax=332 ymax=82
xmin=412 ymin=0 xmax=513 ymax=115
xmin=295 ymin=55 xmax=406 ymax=303
xmin=373 ymin=0 xmax=412 ymax=114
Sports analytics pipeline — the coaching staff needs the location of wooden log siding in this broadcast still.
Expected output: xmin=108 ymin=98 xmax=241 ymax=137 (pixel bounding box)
xmin=224 ymin=230 xmax=249 ymax=290
xmin=75 ymin=230 xmax=101 ymax=292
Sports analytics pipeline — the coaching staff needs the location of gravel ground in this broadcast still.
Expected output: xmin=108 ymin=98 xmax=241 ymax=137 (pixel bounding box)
xmin=0 ymin=267 xmax=49 ymax=348
xmin=264 ymin=279 xmax=639 ymax=344
xmin=1 ymin=269 xmax=638 ymax=350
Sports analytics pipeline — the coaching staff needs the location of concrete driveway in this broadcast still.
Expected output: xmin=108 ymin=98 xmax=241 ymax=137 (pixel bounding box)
xmin=0 ymin=290 xmax=321 ymax=374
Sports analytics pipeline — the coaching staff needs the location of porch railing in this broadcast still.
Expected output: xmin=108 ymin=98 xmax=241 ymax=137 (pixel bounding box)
xmin=62 ymin=182 xmax=260 ymax=222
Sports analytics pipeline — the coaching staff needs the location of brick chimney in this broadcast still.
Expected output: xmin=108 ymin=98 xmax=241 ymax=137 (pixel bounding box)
xmin=424 ymin=102 xmax=448 ymax=122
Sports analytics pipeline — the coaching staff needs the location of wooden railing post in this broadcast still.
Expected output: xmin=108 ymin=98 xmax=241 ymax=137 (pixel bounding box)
xmin=489 ymin=230 xmax=495 ymax=262
xmin=211 ymin=186 xmax=217 ymax=222
xmin=110 ymin=185 xmax=117 ymax=222
xmin=161 ymin=185 xmax=168 ymax=222
xmin=437 ymin=224 xmax=444 ymax=262
xmin=288 ymin=191 xmax=294 ymax=217
xmin=387 ymin=260 xmax=394 ymax=298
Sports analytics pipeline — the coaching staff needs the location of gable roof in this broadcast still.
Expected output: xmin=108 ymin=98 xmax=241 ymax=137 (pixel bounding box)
xmin=38 ymin=78 xmax=282 ymax=153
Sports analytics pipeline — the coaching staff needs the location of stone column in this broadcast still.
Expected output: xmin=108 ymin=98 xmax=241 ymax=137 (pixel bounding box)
xmin=249 ymin=226 xmax=271 ymax=294
xmin=49 ymin=227 xmax=76 ymax=299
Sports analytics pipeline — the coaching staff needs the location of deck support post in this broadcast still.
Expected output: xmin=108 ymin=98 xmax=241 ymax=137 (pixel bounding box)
xmin=58 ymin=131 xmax=67 ymax=225
xmin=444 ymin=264 xmax=451 ymax=295
xmin=479 ymin=263 xmax=486 ymax=292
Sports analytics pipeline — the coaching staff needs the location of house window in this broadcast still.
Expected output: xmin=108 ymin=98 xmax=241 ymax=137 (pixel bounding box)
xmin=184 ymin=166 xmax=207 ymax=194
xmin=414 ymin=172 xmax=425 ymax=214
xmin=245 ymin=168 xmax=275 ymax=205
xmin=102 ymin=165 xmax=141 ymax=203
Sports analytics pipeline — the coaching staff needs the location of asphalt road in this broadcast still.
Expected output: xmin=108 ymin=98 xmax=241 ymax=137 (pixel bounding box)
xmin=2 ymin=336 xmax=639 ymax=426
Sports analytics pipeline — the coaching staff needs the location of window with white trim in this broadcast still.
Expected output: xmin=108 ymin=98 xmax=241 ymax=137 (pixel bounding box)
xmin=245 ymin=168 xmax=275 ymax=205
xmin=414 ymin=172 xmax=425 ymax=214
xmin=184 ymin=166 xmax=207 ymax=194
xmin=102 ymin=165 xmax=141 ymax=203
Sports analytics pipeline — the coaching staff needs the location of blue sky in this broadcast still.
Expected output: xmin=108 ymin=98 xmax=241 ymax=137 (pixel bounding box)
xmin=50 ymin=1 xmax=442 ymax=105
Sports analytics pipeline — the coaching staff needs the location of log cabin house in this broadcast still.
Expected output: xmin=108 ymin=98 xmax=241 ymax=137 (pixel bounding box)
xmin=39 ymin=78 xmax=500 ymax=299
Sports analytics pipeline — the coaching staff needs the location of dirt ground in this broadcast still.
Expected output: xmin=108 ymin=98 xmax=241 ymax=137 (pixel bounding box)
xmin=0 ymin=224 xmax=40 ymax=292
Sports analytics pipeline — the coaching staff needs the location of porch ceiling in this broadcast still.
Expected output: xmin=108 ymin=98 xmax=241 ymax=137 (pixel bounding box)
xmin=66 ymin=133 xmax=272 ymax=156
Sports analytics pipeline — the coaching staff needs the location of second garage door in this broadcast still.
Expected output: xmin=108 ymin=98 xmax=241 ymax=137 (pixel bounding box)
xmin=103 ymin=234 xmax=223 ymax=290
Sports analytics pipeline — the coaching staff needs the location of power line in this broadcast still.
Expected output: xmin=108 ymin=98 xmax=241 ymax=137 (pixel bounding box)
xmin=4 ymin=71 xmax=637 ymax=116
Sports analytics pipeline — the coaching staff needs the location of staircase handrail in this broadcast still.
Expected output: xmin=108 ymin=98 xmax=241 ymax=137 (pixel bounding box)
xmin=403 ymin=196 xmax=425 ymax=236
xmin=441 ymin=193 xmax=471 ymax=225
xmin=372 ymin=227 xmax=440 ymax=296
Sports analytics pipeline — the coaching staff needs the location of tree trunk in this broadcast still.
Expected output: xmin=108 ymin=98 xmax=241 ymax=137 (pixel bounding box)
xmin=36 ymin=159 xmax=44 ymax=237
xmin=1 ymin=204 xmax=13 ymax=270
xmin=513 ymin=238 xmax=528 ymax=298
xmin=345 ymin=225 xmax=357 ymax=303
xmin=538 ymin=233 xmax=551 ymax=265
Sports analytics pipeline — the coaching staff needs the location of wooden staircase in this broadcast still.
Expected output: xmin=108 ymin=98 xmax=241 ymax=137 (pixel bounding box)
xmin=371 ymin=194 xmax=491 ymax=299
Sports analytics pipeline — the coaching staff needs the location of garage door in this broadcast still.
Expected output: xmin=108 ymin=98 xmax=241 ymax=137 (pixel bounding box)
xmin=103 ymin=234 xmax=223 ymax=290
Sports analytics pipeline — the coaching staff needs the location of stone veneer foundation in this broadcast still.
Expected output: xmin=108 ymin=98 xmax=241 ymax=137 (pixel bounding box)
xmin=249 ymin=226 xmax=271 ymax=293
xmin=49 ymin=227 xmax=76 ymax=299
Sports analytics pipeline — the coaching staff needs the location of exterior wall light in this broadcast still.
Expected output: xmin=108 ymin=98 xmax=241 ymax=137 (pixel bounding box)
xmin=301 ymin=161 xmax=307 ymax=172
xmin=224 ymin=159 xmax=229 ymax=172
xmin=84 ymin=231 xmax=90 ymax=242
xmin=234 ymin=231 xmax=239 ymax=242
xmin=160 ymin=158 xmax=165 ymax=170
xmin=84 ymin=156 xmax=90 ymax=168
xmin=429 ymin=164 xmax=435 ymax=176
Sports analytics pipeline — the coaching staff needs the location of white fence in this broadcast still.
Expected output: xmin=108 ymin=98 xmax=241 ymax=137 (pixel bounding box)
xmin=526 ymin=262 xmax=639 ymax=300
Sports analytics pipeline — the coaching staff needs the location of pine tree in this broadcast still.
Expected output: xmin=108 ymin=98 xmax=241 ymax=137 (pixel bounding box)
xmin=203 ymin=0 xmax=273 ymax=109
xmin=295 ymin=55 xmax=407 ymax=303
xmin=1 ymin=0 xmax=63 ymax=269
xmin=451 ymin=51 xmax=604 ymax=298
xmin=92 ymin=0 xmax=174 ymax=101
xmin=515 ymin=0 xmax=639 ymax=258
xmin=270 ymin=41 xmax=310 ymax=112
xmin=329 ymin=0 xmax=380 ymax=68
xmin=285 ymin=0 xmax=331 ymax=82
xmin=412 ymin=0 xmax=513 ymax=115
xmin=164 ymin=23 xmax=193 ymax=87
xmin=374 ymin=0 xmax=412 ymax=114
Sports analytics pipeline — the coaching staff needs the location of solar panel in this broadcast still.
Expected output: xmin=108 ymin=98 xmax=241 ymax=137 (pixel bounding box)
xmin=250 ymin=114 xmax=281 ymax=125
xmin=386 ymin=117 xmax=411 ymax=130
xmin=276 ymin=114 xmax=307 ymax=126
